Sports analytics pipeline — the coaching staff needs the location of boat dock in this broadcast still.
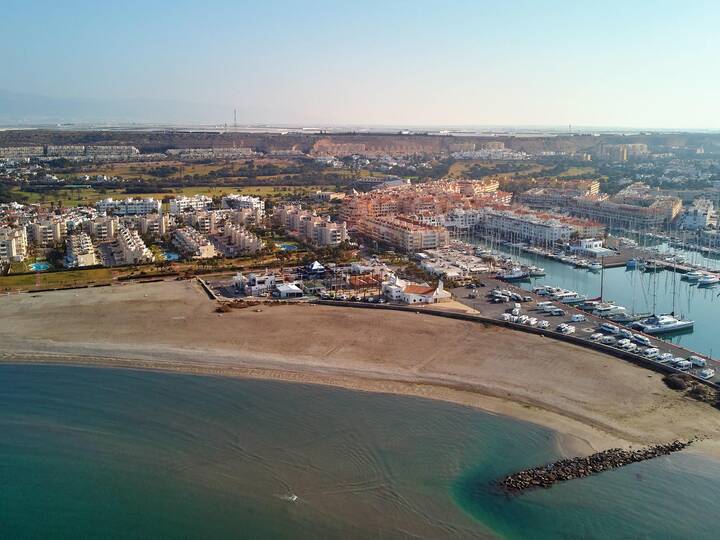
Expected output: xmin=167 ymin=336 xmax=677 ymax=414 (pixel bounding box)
xmin=451 ymin=278 xmax=719 ymax=384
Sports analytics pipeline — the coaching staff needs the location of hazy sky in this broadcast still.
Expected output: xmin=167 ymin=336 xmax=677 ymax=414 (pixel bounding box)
xmin=2 ymin=0 xmax=719 ymax=127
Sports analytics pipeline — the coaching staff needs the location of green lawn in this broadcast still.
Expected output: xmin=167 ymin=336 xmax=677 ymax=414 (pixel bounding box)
xmin=0 ymin=267 xmax=113 ymax=291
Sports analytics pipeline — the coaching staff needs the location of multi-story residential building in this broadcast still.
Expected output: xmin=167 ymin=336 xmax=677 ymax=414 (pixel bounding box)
xmin=0 ymin=146 xmax=45 ymax=159
xmin=134 ymin=214 xmax=170 ymax=239
xmin=474 ymin=206 xmax=605 ymax=245
xmin=679 ymin=199 xmax=715 ymax=230
xmin=311 ymin=220 xmax=348 ymax=247
xmin=27 ymin=218 xmax=68 ymax=247
xmin=0 ymin=227 xmax=28 ymax=262
xmin=185 ymin=211 xmax=219 ymax=234
xmin=114 ymin=226 xmax=154 ymax=265
xmin=273 ymin=205 xmax=348 ymax=247
xmin=357 ymin=216 xmax=450 ymax=252
xmin=85 ymin=145 xmax=139 ymax=156
xmin=571 ymin=194 xmax=682 ymax=230
xmin=516 ymin=180 xmax=601 ymax=210
xmin=46 ymin=145 xmax=86 ymax=157
xmin=95 ymin=197 xmax=161 ymax=216
xmin=172 ymin=227 xmax=216 ymax=259
xmin=64 ymin=233 xmax=98 ymax=268
xmin=168 ymin=195 xmax=213 ymax=214
xmin=223 ymin=224 xmax=264 ymax=254
xmin=220 ymin=194 xmax=265 ymax=217
xmin=82 ymin=216 xmax=119 ymax=241
xmin=340 ymin=177 xmax=507 ymax=228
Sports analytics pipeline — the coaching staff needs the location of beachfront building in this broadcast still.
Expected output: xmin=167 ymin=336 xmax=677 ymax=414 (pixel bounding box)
xmin=64 ymin=233 xmax=98 ymax=268
xmin=168 ymin=195 xmax=213 ymax=214
xmin=0 ymin=227 xmax=28 ymax=262
xmin=82 ymin=215 xmax=119 ymax=241
xmin=381 ymin=273 xmax=452 ymax=304
xmin=221 ymin=194 xmax=265 ymax=217
xmin=114 ymin=226 xmax=154 ymax=265
xmin=357 ymin=215 xmax=450 ymax=252
xmin=234 ymin=272 xmax=277 ymax=296
xmin=95 ymin=197 xmax=161 ymax=216
xmin=27 ymin=218 xmax=68 ymax=247
xmin=172 ymin=227 xmax=216 ymax=259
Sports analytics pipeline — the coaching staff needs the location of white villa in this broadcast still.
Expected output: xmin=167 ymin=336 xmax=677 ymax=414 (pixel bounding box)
xmin=381 ymin=273 xmax=452 ymax=304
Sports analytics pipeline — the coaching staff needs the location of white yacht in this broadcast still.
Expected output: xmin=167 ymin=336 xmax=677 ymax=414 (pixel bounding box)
xmin=698 ymin=274 xmax=720 ymax=286
xmin=632 ymin=314 xmax=694 ymax=335
xmin=588 ymin=261 xmax=603 ymax=272
xmin=592 ymin=303 xmax=627 ymax=317
xmin=683 ymin=270 xmax=704 ymax=282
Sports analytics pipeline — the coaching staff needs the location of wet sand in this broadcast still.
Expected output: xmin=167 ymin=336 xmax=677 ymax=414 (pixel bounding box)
xmin=3 ymin=280 xmax=720 ymax=457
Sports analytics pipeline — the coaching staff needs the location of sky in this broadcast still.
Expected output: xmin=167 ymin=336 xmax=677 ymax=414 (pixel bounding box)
xmin=1 ymin=0 xmax=719 ymax=128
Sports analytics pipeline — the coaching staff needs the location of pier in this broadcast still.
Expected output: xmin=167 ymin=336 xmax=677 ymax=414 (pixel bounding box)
xmin=498 ymin=440 xmax=693 ymax=493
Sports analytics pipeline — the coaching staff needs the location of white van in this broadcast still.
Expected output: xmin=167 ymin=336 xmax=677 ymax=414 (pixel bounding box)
xmin=688 ymin=355 xmax=707 ymax=368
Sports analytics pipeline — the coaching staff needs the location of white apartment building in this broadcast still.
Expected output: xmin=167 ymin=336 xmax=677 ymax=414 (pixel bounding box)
xmin=0 ymin=227 xmax=28 ymax=262
xmin=0 ymin=146 xmax=45 ymax=159
xmin=95 ymin=197 xmax=161 ymax=216
xmin=168 ymin=195 xmax=214 ymax=214
xmin=224 ymin=224 xmax=264 ymax=254
xmin=186 ymin=211 xmax=219 ymax=234
xmin=82 ymin=216 xmax=119 ymax=241
xmin=310 ymin=220 xmax=348 ymax=246
xmin=172 ymin=227 xmax=217 ymax=259
xmin=274 ymin=205 xmax=348 ymax=247
xmin=134 ymin=214 xmax=170 ymax=239
xmin=114 ymin=226 xmax=154 ymax=265
xmin=27 ymin=218 xmax=68 ymax=247
xmin=220 ymin=194 xmax=265 ymax=216
xmin=85 ymin=145 xmax=139 ymax=156
xmin=475 ymin=207 xmax=606 ymax=245
xmin=65 ymin=233 xmax=98 ymax=268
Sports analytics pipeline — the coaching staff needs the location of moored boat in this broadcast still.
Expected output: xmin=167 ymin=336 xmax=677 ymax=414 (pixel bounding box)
xmin=630 ymin=314 xmax=694 ymax=335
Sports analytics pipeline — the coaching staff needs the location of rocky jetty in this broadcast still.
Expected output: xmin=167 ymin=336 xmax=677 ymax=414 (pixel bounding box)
xmin=499 ymin=440 xmax=692 ymax=493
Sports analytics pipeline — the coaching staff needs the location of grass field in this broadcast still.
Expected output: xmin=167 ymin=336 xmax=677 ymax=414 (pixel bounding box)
xmin=11 ymin=185 xmax=333 ymax=207
xmin=555 ymin=166 xmax=596 ymax=177
xmin=0 ymin=267 xmax=113 ymax=291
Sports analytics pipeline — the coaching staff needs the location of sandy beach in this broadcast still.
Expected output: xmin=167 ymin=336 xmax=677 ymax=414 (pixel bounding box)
xmin=3 ymin=279 xmax=720 ymax=456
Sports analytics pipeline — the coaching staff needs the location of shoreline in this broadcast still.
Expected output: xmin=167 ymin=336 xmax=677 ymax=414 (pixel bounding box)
xmin=4 ymin=279 xmax=720 ymax=459
xmin=0 ymin=349 xmax=621 ymax=456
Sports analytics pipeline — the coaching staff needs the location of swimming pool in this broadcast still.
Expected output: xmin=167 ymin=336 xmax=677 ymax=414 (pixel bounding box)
xmin=29 ymin=262 xmax=51 ymax=272
xmin=277 ymin=243 xmax=298 ymax=252
xmin=161 ymin=251 xmax=181 ymax=261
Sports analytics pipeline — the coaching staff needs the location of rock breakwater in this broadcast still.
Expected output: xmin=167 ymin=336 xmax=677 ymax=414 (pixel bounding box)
xmin=499 ymin=440 xmax=692 ymax=493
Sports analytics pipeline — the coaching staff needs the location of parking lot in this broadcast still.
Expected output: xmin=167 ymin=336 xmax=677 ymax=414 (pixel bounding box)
xmin=451 ymin=278 xmax=718 ymax=383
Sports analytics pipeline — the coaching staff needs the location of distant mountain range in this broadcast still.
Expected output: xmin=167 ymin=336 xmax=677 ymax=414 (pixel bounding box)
xmin=0 ymin=89 xmax=231 ymax=125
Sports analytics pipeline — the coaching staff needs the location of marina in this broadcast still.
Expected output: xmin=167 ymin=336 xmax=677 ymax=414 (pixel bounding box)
xmin=468 ymin=238 xmax=720 ymax=358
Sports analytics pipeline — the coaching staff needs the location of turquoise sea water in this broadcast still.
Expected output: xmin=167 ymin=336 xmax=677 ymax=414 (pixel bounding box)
xmin=2 ymin=365 xmax=720 ymax=539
